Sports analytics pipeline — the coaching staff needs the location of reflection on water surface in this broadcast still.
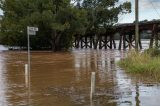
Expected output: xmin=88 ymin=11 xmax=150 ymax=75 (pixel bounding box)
xmin=0 ymin=49 xmax=160 ymax=106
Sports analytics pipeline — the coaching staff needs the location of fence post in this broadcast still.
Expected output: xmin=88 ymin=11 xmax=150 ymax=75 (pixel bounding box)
xmin=90 ymin=72 xmax=96 ymax=99
xmin=25 ymin=64 xmax=28 ymax=88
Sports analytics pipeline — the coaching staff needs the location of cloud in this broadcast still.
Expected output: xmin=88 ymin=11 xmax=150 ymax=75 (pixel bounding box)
xmin=120 ymin=0 xmax=160 ymax=10
xmin=139 ymin=0 xmax=160 ymax=10
xmin=118 ymin=0 xmax=160 ymax=23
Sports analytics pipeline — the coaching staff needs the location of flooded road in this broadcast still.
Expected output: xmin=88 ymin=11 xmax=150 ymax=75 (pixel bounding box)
xmin=0 ymin=49 xmax=160 ymax=106
xmin=0 ymin=45 xmax=8 ymax=51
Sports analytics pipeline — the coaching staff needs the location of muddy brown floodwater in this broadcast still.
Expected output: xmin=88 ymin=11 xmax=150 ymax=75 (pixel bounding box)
xmin=0 ymin=49 xmax=160 ymax=106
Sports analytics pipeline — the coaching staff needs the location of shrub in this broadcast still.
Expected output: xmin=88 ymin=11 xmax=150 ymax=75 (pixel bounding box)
xmin=144 ymin=48 xmax=160 ymax=57
xmin=118 ymin=50 xmax=160 ymax=81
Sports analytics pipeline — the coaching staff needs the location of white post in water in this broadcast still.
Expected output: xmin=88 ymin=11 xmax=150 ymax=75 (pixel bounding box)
xmin=90 ymin=72 xmax=96 ymax=99
xmin=25 ymin=64 xmax=29 ymax=88
xmin=25 ymin=63 xmax=30 ymax=105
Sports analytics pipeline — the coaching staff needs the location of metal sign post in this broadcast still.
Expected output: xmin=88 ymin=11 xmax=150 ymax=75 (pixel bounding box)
xmin=27 ymin=26 xmax=38 ymax=105
xmin=27 ymin=26 xmax=38 ymax=84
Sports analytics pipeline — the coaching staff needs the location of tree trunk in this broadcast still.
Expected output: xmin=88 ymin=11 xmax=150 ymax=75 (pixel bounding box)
xmin=51 ymin=30 xmax=61 ymax=52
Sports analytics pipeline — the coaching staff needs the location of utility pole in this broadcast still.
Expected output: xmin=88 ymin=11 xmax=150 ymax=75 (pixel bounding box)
xmin=135 ymin=0 xmax=139 ymax=51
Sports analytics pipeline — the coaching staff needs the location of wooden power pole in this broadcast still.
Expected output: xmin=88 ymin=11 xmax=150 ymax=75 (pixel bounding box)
xmin=135 ymin=0 xmax=139 ymax=51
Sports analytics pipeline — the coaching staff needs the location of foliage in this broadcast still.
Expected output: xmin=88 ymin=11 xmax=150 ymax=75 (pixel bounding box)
xmin=118 ymin=51 xmax=160 ymax=81
xmin=144 ymin=48 xmax=160 ymax=57
xmin=0 ymin=0 xmax=131 ymax=51
xmin=81 ymin=0 xmax=131 ymax=34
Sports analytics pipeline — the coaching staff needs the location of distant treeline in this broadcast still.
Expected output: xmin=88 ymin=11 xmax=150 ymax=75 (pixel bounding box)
xmin=114 ymin=31 xmax=152 ymax=40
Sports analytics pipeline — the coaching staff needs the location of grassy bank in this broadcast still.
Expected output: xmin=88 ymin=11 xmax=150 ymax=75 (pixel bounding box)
xmin=118 ymin=49 xmax=160 ymax=81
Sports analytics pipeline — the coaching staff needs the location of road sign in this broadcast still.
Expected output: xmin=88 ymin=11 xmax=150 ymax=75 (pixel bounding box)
xmin=27 ymin=26 xmax=38 ymax=35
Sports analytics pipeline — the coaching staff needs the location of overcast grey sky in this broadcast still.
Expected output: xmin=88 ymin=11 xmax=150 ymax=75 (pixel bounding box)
xmin=119 ymin=0 xmax=160 ymax=23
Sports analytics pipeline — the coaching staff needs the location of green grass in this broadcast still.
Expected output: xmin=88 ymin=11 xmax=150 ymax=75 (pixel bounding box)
xmin=118 ymin=50 xmax=160 ymax=81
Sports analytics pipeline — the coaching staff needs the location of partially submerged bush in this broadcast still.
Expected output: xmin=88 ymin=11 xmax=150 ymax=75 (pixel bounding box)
xmin=118 ymin=50 xmax=160 ymax=81
xmin=144 ymin=48 xmax=160 ymax=57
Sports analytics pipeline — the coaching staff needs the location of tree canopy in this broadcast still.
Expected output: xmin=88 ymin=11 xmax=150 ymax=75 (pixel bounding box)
xmin=0 ymin=0 xmax=131 ymax=51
